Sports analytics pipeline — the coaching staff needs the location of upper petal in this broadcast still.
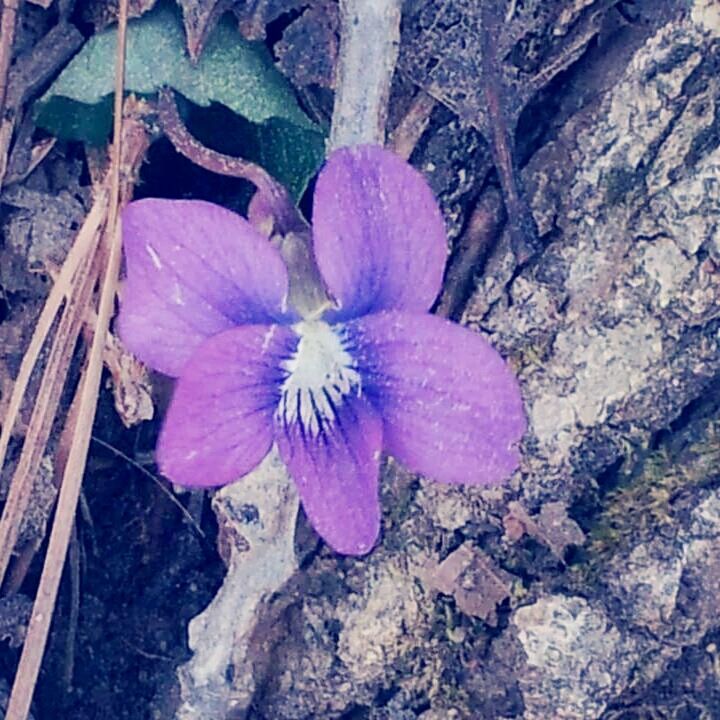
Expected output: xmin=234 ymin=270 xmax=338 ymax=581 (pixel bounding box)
xmin=344 ymin=311 xmax=526 ymax=485
xmin=275 ymin=395 xmax=382 ymax=556
xmin=312 ymin=145 xmax=447 ymax=321
xmin=158 ymin=323 xmax=295 ymax=488
xmin=118 ymin=198 xmax=293 ymax=377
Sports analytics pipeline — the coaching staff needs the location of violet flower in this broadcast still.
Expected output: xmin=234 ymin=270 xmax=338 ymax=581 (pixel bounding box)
xmin=118 ymin=145 xmax=526 ymax=555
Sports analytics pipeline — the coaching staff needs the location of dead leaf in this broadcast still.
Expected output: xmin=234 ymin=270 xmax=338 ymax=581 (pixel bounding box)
xmin=177 ymin=0 xmax=308 ymax=60
xmin=235 ymin=0 xmax=304 ymax=40
xmin=81 ymin=0 xmax=158 ymax=31
xmin=400 ymin=0 xmax=616 ymax=257
xmin=103 ymin=330 xmax=154 ymax=428
xmin=2 ymin=184 xmax=90 ymax=269
xmin=178 ymin=0 xmax=235 ymax=61
xmin=402 ymin=0 xmax=613 ymax=135
xmin=276 ymin=1 xmax=339 ymax=88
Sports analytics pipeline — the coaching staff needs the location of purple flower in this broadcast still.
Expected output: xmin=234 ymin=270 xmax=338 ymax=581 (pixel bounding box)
xmin=118 ymin=145 xmax=526 ymax=555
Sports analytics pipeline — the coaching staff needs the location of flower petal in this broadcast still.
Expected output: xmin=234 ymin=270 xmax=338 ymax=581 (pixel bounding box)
xmin=275 ymin=396 xmax=382 ymax=555
xmin=158 ymin=324 xmax=295 ymax=488
xmin=312 ymin=145 xmax=447 ymax=321
xmin=118 ymin=198 xmax=293 ymax=377
xmin=344 ymin=311 xmax=526 ymax=485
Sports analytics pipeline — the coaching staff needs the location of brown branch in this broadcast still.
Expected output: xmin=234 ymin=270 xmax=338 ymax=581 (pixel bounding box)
xmin=0 ymin=0 xmax=19 ymax=115
xmin=0 ymin=20 xmax=83 ymax=186
xmin=435 ymin=188 xmax=505 ymax=320
xmin=479 ymin=2 xmax=539 ymax=262
xmin=0 ymin=0 xmax=20 ymax=188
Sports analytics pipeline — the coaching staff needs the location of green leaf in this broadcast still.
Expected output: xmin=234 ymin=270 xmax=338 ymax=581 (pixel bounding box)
xmin=35 ymin=3 xmax=326 ymax=197
xmin=248 ymin=119 xmax=325 ymax=201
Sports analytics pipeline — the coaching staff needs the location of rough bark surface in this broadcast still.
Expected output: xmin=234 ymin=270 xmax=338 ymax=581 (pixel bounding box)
xmin=162 ymin=3 xmax=720 ymax=719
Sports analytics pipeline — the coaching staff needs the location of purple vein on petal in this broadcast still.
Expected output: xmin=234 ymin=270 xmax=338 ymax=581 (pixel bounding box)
xmin=275 ymin=394 xmax=382 ymax=556
xmin=118 ymin=198 xmax=294 ymax=376
xmin=342 ymin=310 xmax=526 ymax=486
xmin=312 ymin=145 xmax=448 ymax=321
xmin=158 ymin=324 xmax=297 ymax=488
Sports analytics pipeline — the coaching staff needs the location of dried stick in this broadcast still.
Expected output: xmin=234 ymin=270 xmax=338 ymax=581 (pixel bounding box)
xmin=4 ymin=0 xmax=130 ymax=714
xmin=435 ymin=188 xmax=505 ymax=319
xmin=479 ymin=2 xmax=539 ymax=260
xmin=329 ymin=0 xmax=402 ymax=150
xmin=0 ymin=0 xmax=19 ymax=116
xmin=390 ymin=89 xmax=436 ymax=160
xmin=0 ymin=19 xmax=82 ymax=186
xmin=0 ymin=241 xmax=99 ymax=589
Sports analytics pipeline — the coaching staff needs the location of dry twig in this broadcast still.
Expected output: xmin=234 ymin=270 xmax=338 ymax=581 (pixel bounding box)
xmin=390 ymin=89 xmax=436 ymax=160
xmin=4 ymin=0 xmax=135 ymax=714
xmin=0 ymin=20 xmax=82 ymax=186
xmin=436 ymin=188 xmax=505 ymax=320
xmin=330 ymin=0 xmax=402 ymax=150
xmin=0 ymin=0 xmax=19 ymax=115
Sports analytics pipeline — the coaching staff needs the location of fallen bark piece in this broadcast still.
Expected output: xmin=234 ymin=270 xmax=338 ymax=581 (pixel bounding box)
xmin=425 ymin=543 xmax=514 ymax=625
xmin=503 ymin=500 xmax=585 ymax=559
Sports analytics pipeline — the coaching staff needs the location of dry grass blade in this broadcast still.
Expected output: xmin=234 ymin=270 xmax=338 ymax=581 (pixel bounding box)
xmin=0 ymin=224 xmax=102 ymax=589
xmin=0 ymin=0 xmax=21 ymax=185
xmin=0 ymin=195 xmax=108 ymax=476
xmin=4 ymin=0 xmax=130 ymax=714
xmin=0 ymin=0 xmax=20 ymax=115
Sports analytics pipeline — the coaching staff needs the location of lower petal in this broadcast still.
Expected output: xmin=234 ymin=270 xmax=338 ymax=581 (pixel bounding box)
xmin=275 ymin=396 xmax=383 ymax=555
xmin=158 ymin=324 xmax=295 ymax=488
xmin=344 ymin=311 xmax=526 ymax=485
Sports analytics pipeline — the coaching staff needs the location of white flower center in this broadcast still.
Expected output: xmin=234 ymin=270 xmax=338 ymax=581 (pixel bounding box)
xmin=277 ymin=320 xmax=361 ymax=437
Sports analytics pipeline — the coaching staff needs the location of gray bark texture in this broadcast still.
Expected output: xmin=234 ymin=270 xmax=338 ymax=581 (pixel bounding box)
xmin=176 ymin=2 xmax=720 ymax=718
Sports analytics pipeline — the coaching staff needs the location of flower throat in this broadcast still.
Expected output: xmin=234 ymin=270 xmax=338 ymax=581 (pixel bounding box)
xmin=277 ymin=321 xmax=361 ymax=438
